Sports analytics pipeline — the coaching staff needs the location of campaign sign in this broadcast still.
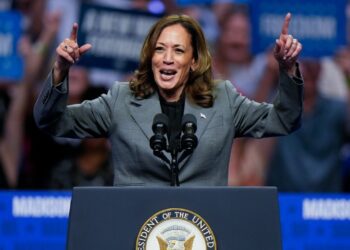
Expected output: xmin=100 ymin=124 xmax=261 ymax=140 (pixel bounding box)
xmin=176 ymin=0 xmax=250 ymax=6
xmin=279 ymin=194 xmax=350 ymax=250
xmin=176 ymin=0 xmax=214 ymax=6
xmin=0 ymin=191 xmax=71 ymax=250
xmin=250 ymin=0 xmax=347 ymax=57
xmin=77 ymin=4 xmax=161 ymax=74
xmin=0 ymin=11 xmax=23 ymax=81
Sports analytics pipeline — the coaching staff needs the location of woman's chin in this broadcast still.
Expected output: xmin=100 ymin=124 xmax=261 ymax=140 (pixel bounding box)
xmin=158 ymin=85 xmax=184 ymax=101
xmin=157 ymin=82 xmax=177 ymax=92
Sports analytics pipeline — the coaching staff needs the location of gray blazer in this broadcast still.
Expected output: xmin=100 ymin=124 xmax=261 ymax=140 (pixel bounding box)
xmin=34 ymin=69 xmax=303 ymax=186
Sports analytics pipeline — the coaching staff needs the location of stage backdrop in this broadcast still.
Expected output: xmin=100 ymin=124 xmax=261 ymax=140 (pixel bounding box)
xmin=0 ymin=191 xmax=349 ymax=250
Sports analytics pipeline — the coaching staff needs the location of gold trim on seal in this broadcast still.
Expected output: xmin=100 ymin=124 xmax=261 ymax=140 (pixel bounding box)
xmin=135 ymin=207 xmax=217 ymax=250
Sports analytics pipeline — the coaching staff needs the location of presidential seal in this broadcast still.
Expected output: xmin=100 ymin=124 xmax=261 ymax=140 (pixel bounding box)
xmin=136 ymin=208 xmax=216 ymax=250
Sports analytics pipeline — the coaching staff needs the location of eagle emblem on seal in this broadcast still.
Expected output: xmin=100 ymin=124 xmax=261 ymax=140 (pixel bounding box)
xmin=156 ymin=225 xmax=195 ymax=250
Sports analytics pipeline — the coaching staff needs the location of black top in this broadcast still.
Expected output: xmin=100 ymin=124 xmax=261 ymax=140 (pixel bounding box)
xmin=159 ymin=93 xmax=185 ymax=153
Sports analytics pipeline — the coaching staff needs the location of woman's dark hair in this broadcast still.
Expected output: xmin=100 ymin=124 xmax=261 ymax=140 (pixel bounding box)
xmin=129 ymin=14 xmax=214 ymax=107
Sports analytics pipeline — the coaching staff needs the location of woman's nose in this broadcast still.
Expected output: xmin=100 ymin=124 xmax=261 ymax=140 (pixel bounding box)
xmin=163 ymin=50 xmax=174 ymax=64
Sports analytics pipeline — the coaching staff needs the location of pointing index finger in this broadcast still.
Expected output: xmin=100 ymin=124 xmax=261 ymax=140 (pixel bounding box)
xmin=281 ymin=13 xmax=291 ymax=36
xmin=70 ymin=23 xmax=78 ymax=41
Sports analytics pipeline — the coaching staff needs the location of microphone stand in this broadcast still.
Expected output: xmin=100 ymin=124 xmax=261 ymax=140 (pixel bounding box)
xmin=150 ymin=113 xmax=197 ymax=187
xmin=169 ymin=147 xmax=180 ymax=186
xmin=154 ymin=140 xmax=195 ymax=187
xmin=168 ymin=139 xmax=195 ymax=187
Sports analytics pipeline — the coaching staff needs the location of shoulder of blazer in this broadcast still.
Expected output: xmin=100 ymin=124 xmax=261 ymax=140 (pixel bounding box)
xmin=110 ymin=81 xmax=129 ymax=93
xmin=213 ymin=79 xmax=239 ymax=98
xmin=107 ymin=82 xmax=132 ymax=100
xmin=212 ymin=80 xmax=244 ymax=113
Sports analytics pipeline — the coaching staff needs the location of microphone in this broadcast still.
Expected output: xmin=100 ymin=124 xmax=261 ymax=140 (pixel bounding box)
xmin=181 ymin=114 xmax=198 ymax=152
xmin=150 ymin=113 xmax=169 ymax=153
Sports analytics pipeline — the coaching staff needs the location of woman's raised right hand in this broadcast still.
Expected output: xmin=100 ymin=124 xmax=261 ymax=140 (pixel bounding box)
xmin=53 ymin=23 xmax=92 ymax=85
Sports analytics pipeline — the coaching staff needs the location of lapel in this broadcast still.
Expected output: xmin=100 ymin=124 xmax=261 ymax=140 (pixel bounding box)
xmin=184 ymin=98 xmax=216 ymax=141
xmin=178 ymin=98 xmax=216 ymax=169
xmin=127 ymin=93 xmax=216 ymax=140
xmin=127 ymin=92 xmax=162 ymax=140
xmin=127 ymin=92 xmax=216 ymax=170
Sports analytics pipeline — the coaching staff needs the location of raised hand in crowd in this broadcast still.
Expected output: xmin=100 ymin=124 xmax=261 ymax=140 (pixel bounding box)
xmin=22 ymin=11 xmax=61 ymax=83
xmin=53 ymin=23 xmax=92 ymax=85
xmin=0 ymin=11 xmax=61 ymax=188
xmin=274 ymin=13 xmax=302 ymax=75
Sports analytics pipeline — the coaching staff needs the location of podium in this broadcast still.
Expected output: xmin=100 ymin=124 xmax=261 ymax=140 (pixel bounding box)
xmin=66 ymin=187 xmax=282 ymax=250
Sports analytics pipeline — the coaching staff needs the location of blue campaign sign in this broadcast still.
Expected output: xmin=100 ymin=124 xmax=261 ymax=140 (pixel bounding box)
xmin=176 ymin=0 xmax=214 ymax=5
xmin=0 ymin=11 xmax=23 ymax=81
xmin=279 ymin=194 xmax=350 ymax=249
xmin=0 ymin=191 xmax=71 ymax=250
xmin=250 ymin=0 xmax=347 ymax=58
xmin=77 ymin=4 xmax=162 ymax=74
xmin=176 ymin=0 xmax=251 ymax=5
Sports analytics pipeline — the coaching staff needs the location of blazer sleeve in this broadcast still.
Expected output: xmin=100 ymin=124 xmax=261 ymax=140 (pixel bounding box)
xmin=228 ymin=67 xmax=303 ymax=138
xmin=34 ymin=71 xmax=118 ymax=138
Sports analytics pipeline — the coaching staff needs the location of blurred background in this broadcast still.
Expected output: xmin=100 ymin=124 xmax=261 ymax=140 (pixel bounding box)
xmin=0 ymin=0 xmax=350 ymax=249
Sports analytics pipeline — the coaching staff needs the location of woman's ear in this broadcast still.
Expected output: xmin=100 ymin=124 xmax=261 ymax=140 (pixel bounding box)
xmin=191 ymin=60 xmax=198 ymax=72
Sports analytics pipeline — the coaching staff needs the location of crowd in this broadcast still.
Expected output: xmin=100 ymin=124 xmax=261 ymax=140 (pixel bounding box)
xmin=0 ymin=0 xmax=349 ymax=192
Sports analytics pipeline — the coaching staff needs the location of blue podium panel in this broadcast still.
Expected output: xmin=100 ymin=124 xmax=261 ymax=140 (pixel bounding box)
xmin=67 ymin=187 xmax=282 ymax=250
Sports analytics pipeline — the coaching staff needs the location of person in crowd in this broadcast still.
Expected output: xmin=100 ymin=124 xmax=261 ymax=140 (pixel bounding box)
xmin=212 ymin=5 xmax=280 ymax=186
xmin=0 ymin=7 xmax=60 ymax=188
xmin=213 ymin=5 xmax=271 ymax=99
xmin=0 ymin=88 xmax=12 ymax=188
xmin=8 ymin=0 xmax=108 ymax=189
xmin=34 ymin=13 xmax=303 ymax=186
xmin=317 ymin=46 xmax=350 ymax=191
xmin=318 ymin=46 xmax=350 ymax=101
xmin=266 ymin=60 xmax=349 ymax=192
xmin=50 ymin=138 xmax=113 ymax=189
xmin=22 ymin=65 xmax=108 ymax=189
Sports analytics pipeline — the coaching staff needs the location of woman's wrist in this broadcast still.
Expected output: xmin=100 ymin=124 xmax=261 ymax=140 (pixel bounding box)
xmin=280 ymin=62 xmax=297 ymax=78
xmin=53 ymin=62 xmax=68 ymax=86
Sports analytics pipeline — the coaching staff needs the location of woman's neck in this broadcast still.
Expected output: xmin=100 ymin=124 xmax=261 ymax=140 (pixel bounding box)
xmin=158 ymin=86 xmax=185 ymax=102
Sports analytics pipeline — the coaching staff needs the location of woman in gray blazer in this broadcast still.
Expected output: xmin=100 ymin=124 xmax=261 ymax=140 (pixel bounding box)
xmin=34 ymin=13 xmax=303 ymax=186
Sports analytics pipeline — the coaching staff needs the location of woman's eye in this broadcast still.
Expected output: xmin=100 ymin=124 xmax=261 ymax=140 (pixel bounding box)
xmin=155 ymin=47 xmax=164 ymax=52
xmin=175 ymin=49 xmax=184 ymax=54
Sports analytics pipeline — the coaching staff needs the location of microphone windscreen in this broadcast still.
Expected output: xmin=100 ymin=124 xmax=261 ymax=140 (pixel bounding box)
xmin=153 ymin=113 xmax=169 ymax=127
xmin=182 ymin=114 xmax=197 ymax=131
